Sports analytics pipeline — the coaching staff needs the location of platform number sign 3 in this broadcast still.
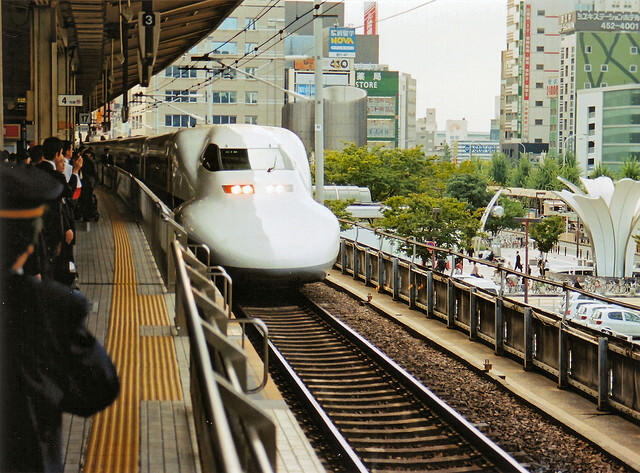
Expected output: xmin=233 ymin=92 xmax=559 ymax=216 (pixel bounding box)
xmin=142 ymin=12 xmax=155 ymax=26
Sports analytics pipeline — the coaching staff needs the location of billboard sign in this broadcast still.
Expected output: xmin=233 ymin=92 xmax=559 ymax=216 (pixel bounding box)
xmin=522 ymin=4 xmax=531 ymax=140
xmin=364 ymin=2 xmax=378 ymax=35
xmin=561 ymin=11 xmax=640 ymax=33
xmin=329 ymin=27 xmax=356 ymax=58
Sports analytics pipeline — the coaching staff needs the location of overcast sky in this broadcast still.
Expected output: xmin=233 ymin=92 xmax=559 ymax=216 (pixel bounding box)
xmin=343 ymin=0 xmax=507 ymax=132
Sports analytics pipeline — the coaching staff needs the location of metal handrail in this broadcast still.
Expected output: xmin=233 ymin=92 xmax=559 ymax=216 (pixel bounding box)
xmin=228 ymin=317 xmax=270 ymax=394
xmin=172 ymin=241 xmax=244 ymax=472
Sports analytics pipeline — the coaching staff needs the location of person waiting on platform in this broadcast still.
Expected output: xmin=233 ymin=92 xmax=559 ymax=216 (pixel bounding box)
xmin=0 ymin=166 xmax=119 ymax=473
xmin=471 ymin=262 xmax=482 ymax=278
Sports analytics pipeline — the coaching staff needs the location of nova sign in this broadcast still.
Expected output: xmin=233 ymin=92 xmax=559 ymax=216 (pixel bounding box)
xmin=329 ymin=27 xmax=356 ymax=58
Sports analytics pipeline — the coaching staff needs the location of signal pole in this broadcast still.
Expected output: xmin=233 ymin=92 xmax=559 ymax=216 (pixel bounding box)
xmin=314 ymin=0 xmax=325 ymax=204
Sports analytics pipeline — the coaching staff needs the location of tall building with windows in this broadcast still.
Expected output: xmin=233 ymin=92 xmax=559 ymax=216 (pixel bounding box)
xmin=500 ymin=0 xmax=586 ymax=159
xmin=557 ymin=10 xmax=640 ymax=159
xmin=128 ymin=1 xmax=286 ymax=136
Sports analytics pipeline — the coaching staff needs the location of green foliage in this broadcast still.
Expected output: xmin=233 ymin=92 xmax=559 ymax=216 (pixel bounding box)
xmin=488 ymin=153 xmax=509 ymax=186
xmin=441 ymin=142 xmax=452 ymax=162
xmin=324 ymin=199 xmax=355 ymax=230
xmin=525 ymin=157 xmax=562 ymax=190
xmin=589 ymin=164 xmax=615 ymax=179
xmin=620 ymin=157 xmax=640 ymax=180
xmin=507 ymin=157 xmax=532 ymax=188
xmin=324 ymin=144 xmax=434 ymax=201
xmin=484 ymin=197 xmax=526 ymax=236
xmin=559 ymin=152 xmax=582 ymax=187
xmin=530 ymin=215 xmax=565 ymax=255
xmin=444 ymin=173 xmax=491 ymax=211
xmin=379 ymin=194 xmax=480 ymax=263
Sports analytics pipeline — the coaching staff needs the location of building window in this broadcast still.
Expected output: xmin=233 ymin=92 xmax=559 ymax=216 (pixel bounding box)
xmin=536 ymin=82 xmax=543 ymax=89
xmin=537 ymin=46 xmax=544 ymax=52
xmin=245 ymin=91 xmax=258 ymax=104
xmin=211 ymin=41 xmax=237 ymax=55
xmin=585 ymin=45 xmax=592 ymax=54
xmin=245 ymin=67 xmax=257 ymax=78
xmin=584 ymin=64 xmax=592 ymax=72
xmin=535 ymin=119 xmax=543 ymax=125
xmin=245 ymin=115 xmax=258 ymax=125
xmin=165 ymin=90 xmax=197 ymax=103
xmin=536 ymin=64 xmax=544 ymax=70
xmin=212 ymin=115 xmax=237 ymax=124
xmin=631 ymin=46 xmax=638 ymax=55
xmin=534 ymin=138 xmax=543 ymax=143
xmin=245 ymin=42 xmax=258 ymax=54
xmin=219 ymin=17 xmax=237 ymax=30
xmin=601 ymin=64 xmax=608 ymax=72
xmin=535 ymin=100 xmax=543 ymax=107
xmin=585 ymin=83 xmax=591 ymax=89
xmin=631 ymin=65 xmax=638 ymax=73
xmin=601 ymin=82 xmax=608 ymax=87
xmin=212 ymin=91 xmax=237 ymax=104
xmin=165 ymin=66 xmax=196 ymax=78
xmin=245 ymin=18 xmax=257 ymax=30
xmin=165 ymin=115 xmax=196 ymax=128
xmin=537 ymin=27 xmax=545 ymax=34
xmin=537 ymin=9 xmax=545 ymax=15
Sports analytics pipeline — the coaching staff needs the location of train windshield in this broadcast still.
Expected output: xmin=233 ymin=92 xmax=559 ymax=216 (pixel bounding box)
xmin=202 ymin=144 xmax=293 ymax=171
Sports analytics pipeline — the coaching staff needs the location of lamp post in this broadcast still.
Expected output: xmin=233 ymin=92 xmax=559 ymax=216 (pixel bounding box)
xmin=518 ymin=142 xmax=526 ymax=160
xmin=514 ymin=216 xmax=541 ymax=303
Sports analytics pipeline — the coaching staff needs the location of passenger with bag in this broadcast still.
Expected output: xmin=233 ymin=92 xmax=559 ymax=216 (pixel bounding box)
xmin=0 ymin=166 xmax=119 ymax=473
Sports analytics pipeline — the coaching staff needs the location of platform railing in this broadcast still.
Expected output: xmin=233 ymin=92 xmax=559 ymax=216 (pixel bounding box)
xmin=335 ymin=224 xmax=640 ymax=421
xmin=172 ymin=240 xmax=275 ymax=473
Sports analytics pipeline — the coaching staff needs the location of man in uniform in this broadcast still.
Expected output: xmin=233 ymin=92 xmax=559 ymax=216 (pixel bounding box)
xmin=0 ymin=165 xmax=119 ymax=473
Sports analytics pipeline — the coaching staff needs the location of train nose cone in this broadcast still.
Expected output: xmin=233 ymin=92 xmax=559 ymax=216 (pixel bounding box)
xmin=179 ymin=197 xmax=340 ymax=270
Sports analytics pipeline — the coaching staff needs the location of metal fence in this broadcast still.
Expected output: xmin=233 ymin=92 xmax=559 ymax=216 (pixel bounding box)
xmin=98 ymin=164 xmax=276 ymax=472
xmin=337 ymin=232 xmax=640 ymax=421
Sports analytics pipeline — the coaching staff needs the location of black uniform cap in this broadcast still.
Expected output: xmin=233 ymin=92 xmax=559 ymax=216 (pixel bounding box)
xmin=0 ymin=166 xmax=63 ymax=219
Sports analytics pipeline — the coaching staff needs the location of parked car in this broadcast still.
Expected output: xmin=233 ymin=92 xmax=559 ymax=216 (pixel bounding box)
xmin=572 ymin=303 xmax=612 ymax=326
xmin=560 ymin=292 xmax=593 ymax=312
xmin=587 ymin=307 xmax=640 ymax=339
xmin=565 ymin=298 xmax=599 ymax=319
xmin=453 ymin=274 xmax=500 ymax=295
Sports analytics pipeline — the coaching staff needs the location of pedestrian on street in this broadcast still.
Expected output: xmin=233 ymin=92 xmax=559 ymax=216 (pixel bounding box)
xmin=514 ymin=251 xmax=523 ymax=272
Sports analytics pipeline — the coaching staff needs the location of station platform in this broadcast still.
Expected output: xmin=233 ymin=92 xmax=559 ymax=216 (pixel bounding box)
xmin=326 ymin=270 xmax=640 ymax=472
xmin=62 ymin=188 xmax=324 ymax=473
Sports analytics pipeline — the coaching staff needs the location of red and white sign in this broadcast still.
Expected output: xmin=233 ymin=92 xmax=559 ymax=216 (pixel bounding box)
xmin=364 ymin=1 xmax=377 ymax=35
xmin=522 ymin=4 xmax=531 ymax=138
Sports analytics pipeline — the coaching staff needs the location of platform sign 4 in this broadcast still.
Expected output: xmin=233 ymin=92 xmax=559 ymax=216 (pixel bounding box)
xmin=58 ymin=95 xmax=83 ymax=106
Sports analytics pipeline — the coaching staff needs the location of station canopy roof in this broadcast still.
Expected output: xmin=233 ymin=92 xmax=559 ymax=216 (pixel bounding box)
xmin=59 ymin=0 xmax=242 ymax=110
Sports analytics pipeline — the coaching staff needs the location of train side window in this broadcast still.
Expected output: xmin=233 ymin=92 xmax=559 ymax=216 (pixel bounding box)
xmin=220 ymin=149 xmax=250 ymax=170
xmin=202 ymin=144 xmax=221 ymax=171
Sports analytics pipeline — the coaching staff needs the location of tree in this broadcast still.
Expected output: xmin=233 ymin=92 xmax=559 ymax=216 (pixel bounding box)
xmin=484 ymin=197 xmax=526 ymax=236
xmin=379 ymin=194 xmax=480 ymax=263
xmin=324 ymin=199 xmax=354 ymax=230
xmin=525 ymin=156 xmax=562 ymax=190
xmin=589 ymin=164 xmax=615 ymax=179
xmin=441 ymin=142 xmax=452 ymax=163
xmin=620 ymin=157 xmax=640 ymax=180
xmin=507 ymin=156 xmax=532 ymax=188
xmin=324 ymin=144 xmax=435 ymax=201
xmin=559 ymin=151 xmax=582 ymax=187
xmin=444 ymin=173 xmax=491 ymax=211
xmin=488 ymin=153 xmax=509 ymax=186
xmin=530 ymin=216 xmax=564 ymax=259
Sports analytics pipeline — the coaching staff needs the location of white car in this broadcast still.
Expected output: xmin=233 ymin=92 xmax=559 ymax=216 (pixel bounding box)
xmin=565 ymin=299 xmax=598 ymax=320
xmin=560 ymin=292 xmax=593 ymax=312
xmin=572 ymin=303 xmax=612 ymax=326
xmin=587 ymin=307 xmax=640 ymax=339
xmin=453 ymin=274 xmax=500 ymax=295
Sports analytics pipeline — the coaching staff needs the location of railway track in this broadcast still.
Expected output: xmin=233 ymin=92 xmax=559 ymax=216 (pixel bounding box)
xmin=237 ymin=293 xmax=527 ymax=473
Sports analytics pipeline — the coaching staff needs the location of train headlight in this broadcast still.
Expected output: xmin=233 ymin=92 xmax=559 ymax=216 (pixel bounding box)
xmin=266 ymin=184 xmax=292 ymax=194
xmin=223 ymin=184 xmax=255 ymax=195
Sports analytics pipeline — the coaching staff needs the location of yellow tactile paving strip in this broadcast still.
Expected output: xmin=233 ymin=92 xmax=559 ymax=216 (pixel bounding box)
xmin=84 ymin=221 xmax=182 ymax=473
xmin=141 ymin=336 xmax=183 ymax=401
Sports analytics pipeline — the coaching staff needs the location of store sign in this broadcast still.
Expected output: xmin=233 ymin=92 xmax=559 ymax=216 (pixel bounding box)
xmin=328 ymin=27 xmax=356 ymax=58
xmin=522 ymin=4 xmax=531 ymax=140
xmin=561 ymin=11 xmax=640 ymax=33
xmin=547 ymin=78 xmax=559 ymax=98
xmin=364 ymin=2 xmax=378 ymax=35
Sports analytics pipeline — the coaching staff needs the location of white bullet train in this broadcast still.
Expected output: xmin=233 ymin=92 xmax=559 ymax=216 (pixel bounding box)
xmin=89 ymin=125 xmax=340 ymax=284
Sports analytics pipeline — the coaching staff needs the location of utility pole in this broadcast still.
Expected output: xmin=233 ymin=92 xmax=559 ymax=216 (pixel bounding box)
xmin=314 ymin=0 xmax=325 ymax=204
